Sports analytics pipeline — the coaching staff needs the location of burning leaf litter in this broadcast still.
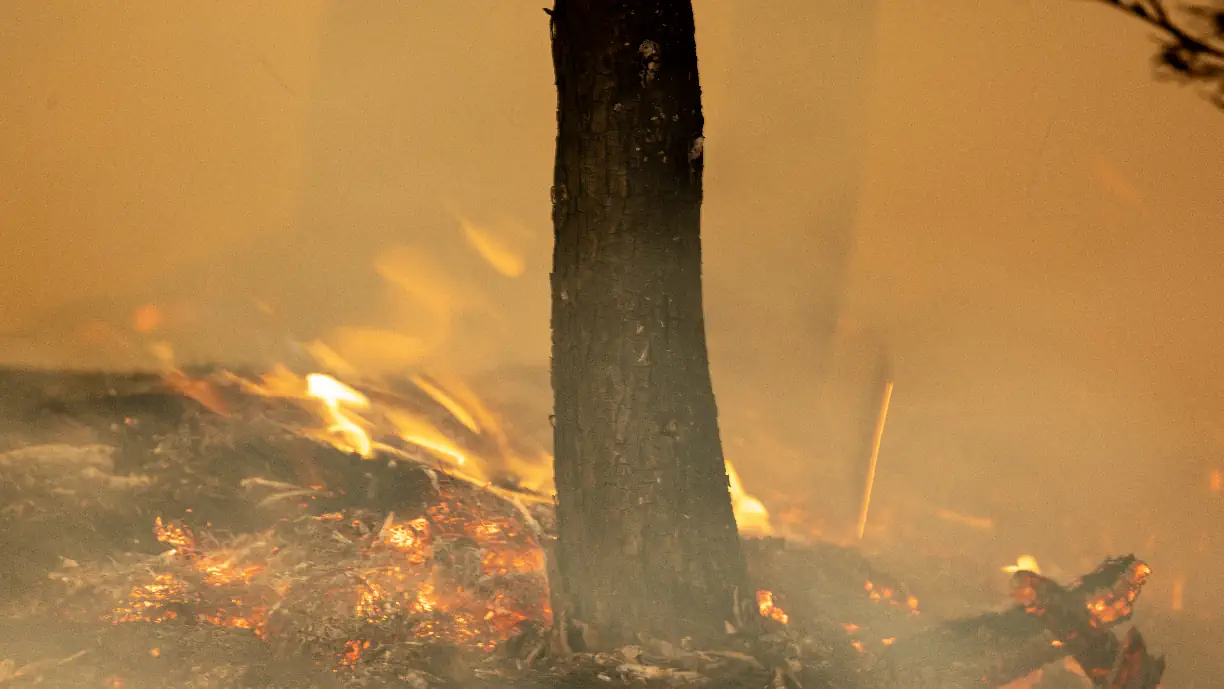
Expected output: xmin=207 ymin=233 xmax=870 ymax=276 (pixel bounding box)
xmin=0 ymin=369 xmax=1168 ymax=687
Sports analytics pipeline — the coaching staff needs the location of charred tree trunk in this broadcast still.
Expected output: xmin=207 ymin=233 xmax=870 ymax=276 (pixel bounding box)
xmin=547 ymin=0 xmax=749 ymax=647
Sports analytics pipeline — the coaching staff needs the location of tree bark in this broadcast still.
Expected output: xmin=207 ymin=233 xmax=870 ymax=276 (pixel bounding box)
xmin=547 ymin=0 xmax=748 ymax=647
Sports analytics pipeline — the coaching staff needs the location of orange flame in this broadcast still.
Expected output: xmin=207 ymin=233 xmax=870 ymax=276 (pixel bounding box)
xmin=756 ymin=589 xmax=789 ymax=625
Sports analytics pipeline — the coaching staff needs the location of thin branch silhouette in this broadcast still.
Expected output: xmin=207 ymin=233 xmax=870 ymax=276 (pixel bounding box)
xmin=1094 ymin=0 xmax=1224 ymax=108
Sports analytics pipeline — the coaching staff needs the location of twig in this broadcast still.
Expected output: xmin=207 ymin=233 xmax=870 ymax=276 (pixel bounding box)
xmin=856 ymin=380 xmax=894 ymax=540
xmin=1093 ymin=0 xmax=1224 ymax=105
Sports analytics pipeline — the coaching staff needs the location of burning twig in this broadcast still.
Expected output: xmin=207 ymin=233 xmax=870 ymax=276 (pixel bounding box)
xmin=856 ymin=380 xmax=894 ymax=540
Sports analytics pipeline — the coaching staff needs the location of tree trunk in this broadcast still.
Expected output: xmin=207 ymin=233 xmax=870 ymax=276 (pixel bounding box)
xmin=547 ymin=0 xmax=748 ymax=647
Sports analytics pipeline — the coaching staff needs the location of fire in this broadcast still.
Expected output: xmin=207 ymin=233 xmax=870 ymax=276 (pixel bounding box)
xmin=306 ymin=373 xmax=373 ymax=458
xmin=1084 ymin=560 xmax=1150 ymax=627
xmin=1002 ymin=554 xmax=1042 ymax=575
xmin=226 ymin=366 xmax=553 ymax=494
xmin=113 ymin=487 xmax=549 ymax=655
xmin=862 ymin=580 xmax=920 ymax=613
xmin=219 ymin=364 xmax=773 ymax=535
xmin=116 ymin=361 xmax=782 ymax=667
xmin=1210 ymin=468 xmax=1222 ymax=494
xmin=725 ymin=460 xmax=773 ymax=536
xmin=339 ymin=640 xmax=369 ymax=669
xmin=756 ymin=589 xmax=789 ymax=625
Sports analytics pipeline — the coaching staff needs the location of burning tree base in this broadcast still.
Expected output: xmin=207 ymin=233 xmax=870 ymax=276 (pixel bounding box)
xmin=0 ymin=368 xmax=1167 ymax=688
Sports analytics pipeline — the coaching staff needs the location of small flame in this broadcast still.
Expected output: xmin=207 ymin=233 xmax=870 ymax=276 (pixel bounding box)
xmin=756 ymin=590 xmax=789 ymax=625
xmin=1210 ymin=468 xmax=1222 ymax=494
xmin=726 ymin=461 xmax=773 ymax=536
xmin=305 ymin=374 xmax=373 ymax=458
xmin=339 ymin=640 xmax=369 ymax=669
xmin=1002 ymin=554 xmax=1042 ymax=575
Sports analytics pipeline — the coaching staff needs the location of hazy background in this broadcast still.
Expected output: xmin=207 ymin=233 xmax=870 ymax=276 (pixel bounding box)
xmin=3 ymin=0 xmax=1224 ymax=638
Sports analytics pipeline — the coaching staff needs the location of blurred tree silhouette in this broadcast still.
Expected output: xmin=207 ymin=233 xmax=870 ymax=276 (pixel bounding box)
xmin=1096 ymin=0 xmax=1224 ymax=108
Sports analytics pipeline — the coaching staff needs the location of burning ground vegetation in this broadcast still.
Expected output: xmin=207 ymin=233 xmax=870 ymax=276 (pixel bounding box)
xmin=0 ymin=367 xmax=1163 ymax=688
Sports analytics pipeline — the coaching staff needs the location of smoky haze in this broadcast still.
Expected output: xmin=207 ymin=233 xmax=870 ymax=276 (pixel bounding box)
xmin=2 ymin=0 xmax=1224 ymax=641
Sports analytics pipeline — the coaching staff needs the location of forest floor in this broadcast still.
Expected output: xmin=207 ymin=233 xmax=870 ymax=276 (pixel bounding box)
xmin=0 ymin=368 xmax=1196 ymax=688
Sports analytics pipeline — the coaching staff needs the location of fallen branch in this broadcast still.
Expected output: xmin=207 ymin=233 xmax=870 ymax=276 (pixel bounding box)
xmin=875 ymin=555 xmax=1163 ymax=688
xmin=1094 ymin=0 xmax=1224 ymax=107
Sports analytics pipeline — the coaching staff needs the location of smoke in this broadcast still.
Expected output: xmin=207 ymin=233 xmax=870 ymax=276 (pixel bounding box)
xmin=3 ymin=0 xmax=1224 ymax=640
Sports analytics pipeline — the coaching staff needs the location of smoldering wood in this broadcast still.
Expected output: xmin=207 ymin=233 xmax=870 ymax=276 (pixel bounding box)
xmin=875 ymin=555 xmax=1165 ymax=689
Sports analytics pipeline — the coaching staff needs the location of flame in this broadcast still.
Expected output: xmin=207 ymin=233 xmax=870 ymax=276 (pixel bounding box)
xmin=862 ymin=580 xmax=920 ymax=613
xmin=339 ymin=640 xmax=369 ymax=669
xmin=1002 ymin=554 xmax=1042 ymax=575
xmin=114 ymin=487 xmax=550 ymax=654
xmin=756 ymin=590 xmax=789 ymax=625
xmin=726 ymin=461 xmax=773 ymax=536
xmin=1210 ymin=468 xmax=1222 ymax=494
xmin=219 ymin=365 xmax=771 ymax=528
xmin=305 ymin=373 xmax=373 ymax=458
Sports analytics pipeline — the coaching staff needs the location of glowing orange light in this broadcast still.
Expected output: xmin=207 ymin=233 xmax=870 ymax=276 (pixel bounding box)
xmin=133 ymin=305 xmax=161 ymax=333
xmin=1002 ymin=555 xmax=1042 ymax=575
xmin=756 ymin=590 xmax=789 ymax=625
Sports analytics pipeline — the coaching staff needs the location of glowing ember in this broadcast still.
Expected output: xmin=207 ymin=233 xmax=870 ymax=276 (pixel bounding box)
xmin=861 ymin=580 xmax=920 ymax=614
xmin=1084 ymin=560 xmax=1151 ymax=627
xmin=153 ymin=517 xmax=195 ymax=557
xmin=756 ymin=590 xmax=789 ymax=625
xmin=112 ymin=485 xmax=550 ymax=657
xmin=339 ymin=639 xmax=369 ymax=669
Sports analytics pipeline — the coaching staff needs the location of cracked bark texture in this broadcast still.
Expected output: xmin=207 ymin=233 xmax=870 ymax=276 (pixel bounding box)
xmin=547 ymin=0 xmax=748 ymax=646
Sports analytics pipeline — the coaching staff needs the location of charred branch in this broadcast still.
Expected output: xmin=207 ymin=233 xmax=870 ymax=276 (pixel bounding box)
xmin=1094 ymin=0 xmax=1224 ymax=108
xmin=875 ymin=555 xmax=1164 ymax=689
